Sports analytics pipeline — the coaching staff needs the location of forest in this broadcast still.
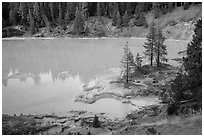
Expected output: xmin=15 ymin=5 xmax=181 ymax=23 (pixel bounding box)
xmin=2 ymin=2 xmax=201 ymax=37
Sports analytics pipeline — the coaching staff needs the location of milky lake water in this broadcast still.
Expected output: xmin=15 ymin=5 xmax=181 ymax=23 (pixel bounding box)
xmin=2 ymin=38 xmax=189 ymax=117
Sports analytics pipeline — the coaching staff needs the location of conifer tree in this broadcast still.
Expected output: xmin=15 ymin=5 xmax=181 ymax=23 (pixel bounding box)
xmin=33 ymin=2 xmax=41 ymax=31
xmin=135 ymin=53 xmax=143 ymax=68
xmin=73 ymin=7 xmax=85 ymax=35
xmin=39 ymin=2 xmax=51 ymax=31
xmin=134 ymin=5 xmax=140 ymax=20
xmin=155 ymin=27 xmax=167 ymax=67
xmin=183 ymin=2 xmax=190 ymax=10
xmin=121 ymin=42 xmax=135 ymax=86
xmin=65 ymin=9 xmax=70 ymax=25
xmin=122 ymin=11 xmax=129 ymax=27
xmin=97 ymin=2 xmax=101 ymax=17
xmin=18 ymin=2 xmax=28 ymax=26
xmin=143 ymin=21 xmax=157 ymax=66
xmin=48 ymin=2 xmax=55 ymax=21
xmin=116 ymin=11 xmax=122 ymax=28
xmin=9 ymin=3 xmax=19 ymax=25
xmin=93 ymin=115 xmax=100 ymax=128
xmin=28 ymin=8 xmax=35 ymax=34
xmin=183 ymin=18 xmax=202 ymax=102
xmin=82 ymin=2 xmax=89 ymax=20
xmin=112 ymin=10 xmax=117 ymax=26
xmin=167 ymin=19 xmax=202 ymax=108
xmin=58 ymin=3 xmax=63 ymax=26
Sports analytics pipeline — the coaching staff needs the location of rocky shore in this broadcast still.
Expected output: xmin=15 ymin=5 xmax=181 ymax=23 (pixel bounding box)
xmin=3 ymin=103 xmax=202 ymax=135
xmin=74 ymin=65 xmax=179 ymax=106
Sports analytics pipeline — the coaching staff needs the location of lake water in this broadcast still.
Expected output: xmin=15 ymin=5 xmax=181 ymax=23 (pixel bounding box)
xmin=2 ymin=38 xmax=188 ymax=117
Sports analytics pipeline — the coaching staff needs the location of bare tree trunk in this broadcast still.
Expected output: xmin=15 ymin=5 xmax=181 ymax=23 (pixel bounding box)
xmin=157 ymin=45 xmax=160 ymax=67
xmin=126 ymin=57 xmax=128 ymax=84
xmin=49 ymin=2 xmax=55 ymax=22
xmin=151 ymin=44 xmax=154 ymax=66
xmin=28 ymin=9 xmax=35 ymax=34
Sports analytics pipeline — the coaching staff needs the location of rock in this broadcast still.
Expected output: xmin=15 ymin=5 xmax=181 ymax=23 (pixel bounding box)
xmin=152 ymin=79 xmax=159 ymax=84
xmin=126 ymin=96 xmax=131 ymax=99
xmin=122 ymin=99 xmax=130 ymax=103
xmin=34 ymin=33 xmax=44 ymax=37
xmin=2 ymin=27 xmax=24 ymax=38
xmin=130 ymin=120 xmax=138 ymax=125
xmin=136 ymin=80 xmax=140 ymax=83
xmin=145 ymin=127 xmax=158 ymax=135
xmin=149 ymin=111 xmax=159 ymax=117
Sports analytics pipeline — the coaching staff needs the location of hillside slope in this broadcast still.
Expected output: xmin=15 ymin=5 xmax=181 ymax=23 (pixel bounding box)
xmin=3 ymin=4 xmax=202 ymax=40
xmin=85 ymin=4 xmax=202 ymax=40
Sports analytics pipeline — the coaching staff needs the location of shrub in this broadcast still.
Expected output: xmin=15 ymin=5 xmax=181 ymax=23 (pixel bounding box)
xmin=134 ymin=16 xmax=146 ymax=27
xmin=84 ymin=27 xmax=90 ymax=36
xmin=93 ymin=115 xmax=100 ymax=128
xmin=167 ymin=103 xmax=179 ymax=115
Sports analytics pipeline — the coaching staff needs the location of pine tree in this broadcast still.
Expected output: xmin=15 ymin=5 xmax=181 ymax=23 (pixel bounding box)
xmin=121 ymin=42 xmax=135 ymax=86
xmin=39 ymin=2 xmax=51 ymax=32
xmin=153 ymin=2 xmax=161 ymax=18
xmin=82 ymin=2 xmax=89 ymax=20
xmin=109 ymin=2 xmax=118 ymax=18
xmin=33 ymin=2 xmax=41 ymax=31
xmin=28 ymin=8 xmax=35 ymax=34
xmin=116 ymin=11 xmax=122 ymax=28
xmin=134 ymin=5 xmax=140 ymax=20
xmin=122 ymin=11 xmax=129 ymax=27
xmin=166 ymin=18 xmax=202 ymax=110
xmin=48 ymin=2 xmax=55 ymax=21
xmin=112 ymin=10 xmax=117 ymax=26
xmin=18 ymin=2 xmax=28 ymax=26
xmin=135 ymin=53 xmax=143 ymax=68
xmin=73 ymin=7 xmax=85 ymax=35
xmin=155 ymin=27 xmax=168 ymax=67
xmin=183 ymin=18 xmax=202 ymax=102
xmin=2 ymin=17 xmax=6 ymax=28
xmin=183 ymin=2 xmax=190 ymax=10
xmin=58 ymin=3 xmax=63 ymax=26
xmin=143 ymin=21 xmax=157 ymax=66
xmin=97 ymin=2 xmax=101 ymax=17
xmin=9 ymin=3 xmax=19 ymax=25
xmin=168 ymin=2 xmax=173 ymax=12
xmin=65 ymin=9 xmax=70 ymax=25
xmin=93 ymin=115 xmax=100 ymax=128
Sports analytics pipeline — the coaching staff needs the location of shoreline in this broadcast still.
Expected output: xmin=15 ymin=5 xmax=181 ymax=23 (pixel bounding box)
xmin=74 ymin=64 xmax=179 ymax=107
xmin=2 ymin=65 xmax=201 ymax=135
xmin=2 ymin=36 xmax=190 ymax=42
xmin=3 ymin=103 xmax=201 ymax=135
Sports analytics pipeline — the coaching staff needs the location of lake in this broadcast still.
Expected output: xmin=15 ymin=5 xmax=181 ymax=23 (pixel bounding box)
xmin=2 ymin=38 xmax=189 ymax=117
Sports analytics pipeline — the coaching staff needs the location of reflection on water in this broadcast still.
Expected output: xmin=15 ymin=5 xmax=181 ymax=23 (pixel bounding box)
xmin=2 ymin=39 xmax=188 ymax=116
xmin=2 ymin=71 xmax=83 ymax=115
